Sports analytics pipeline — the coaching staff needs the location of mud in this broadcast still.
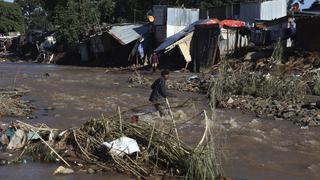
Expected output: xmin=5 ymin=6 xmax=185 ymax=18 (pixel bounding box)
xmin=0 ymin=62 xmax=320 ymax=180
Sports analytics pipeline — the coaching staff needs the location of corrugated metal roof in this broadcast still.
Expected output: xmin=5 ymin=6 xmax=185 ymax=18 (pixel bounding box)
xmin=108 ymin=24 xmax=150 ymax=45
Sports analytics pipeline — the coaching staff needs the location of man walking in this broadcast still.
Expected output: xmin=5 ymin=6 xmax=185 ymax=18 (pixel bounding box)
xmin=149 ymin=70 xmax=176 ymax=117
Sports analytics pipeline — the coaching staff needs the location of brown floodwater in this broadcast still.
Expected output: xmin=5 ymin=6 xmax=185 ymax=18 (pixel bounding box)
xmin=0 ymin=62 xmax=320 ymax=180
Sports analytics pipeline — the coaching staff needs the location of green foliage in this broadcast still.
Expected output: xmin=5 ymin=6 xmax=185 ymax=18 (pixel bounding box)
xmin=98 ymin=0 xmax=116 ymax=23
xmin=53 ymin=0 xmax=80 ymax=45
xmin=53 ymin=0 xmax=99 ymax=45
xmin=16 ymin=0 xmax=52 ymax=31
xmin=0 ymin=1 xmax=24 ymax=34
xmin=209 ymin=59 xmax=307 ymax=105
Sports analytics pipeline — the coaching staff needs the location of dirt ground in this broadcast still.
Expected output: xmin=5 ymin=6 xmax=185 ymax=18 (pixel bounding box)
xmin=0 ymin=62 xmax=320 ymax=180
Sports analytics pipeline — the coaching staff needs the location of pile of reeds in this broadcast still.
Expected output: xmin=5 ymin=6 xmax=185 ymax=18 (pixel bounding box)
xmin=14 ymin=109 xmax=222 ymax=179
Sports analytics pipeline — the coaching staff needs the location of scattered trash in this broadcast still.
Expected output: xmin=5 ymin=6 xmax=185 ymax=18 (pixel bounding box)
xmin=102 ymin=137 xmax=140 ymax=157
xmin=187 ymin=75 xmax=199 ymax=82
xmin=7 ymin=129 xmax=27 ymax=150
xmin=53 ymin=166 xmax=74 ymax=175
xmin=27 ymin=132 xmax=41 ymax=141
xmin=227 ymin=97 xmax=234 ymax=104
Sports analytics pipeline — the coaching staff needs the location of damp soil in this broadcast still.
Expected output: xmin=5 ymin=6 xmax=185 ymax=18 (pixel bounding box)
xmin=0 ymin=62 xmax=320 ymax=180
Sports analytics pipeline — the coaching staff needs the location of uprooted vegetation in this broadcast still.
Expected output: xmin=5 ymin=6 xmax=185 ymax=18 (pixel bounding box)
xmin=1 ymin=107 xmax=224 ymax=179
xmin=208 ymin=50 xmax=320 ymax=126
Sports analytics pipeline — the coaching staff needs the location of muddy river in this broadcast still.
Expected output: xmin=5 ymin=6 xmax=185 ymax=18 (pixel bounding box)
xmin=0 ymin=62 xmax=320 ymax=180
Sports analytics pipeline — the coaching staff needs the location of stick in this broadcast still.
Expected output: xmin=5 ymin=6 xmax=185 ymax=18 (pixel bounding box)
xmin=147 ymin=122 xmax=156 ymax=151
xmin=16 ymin=121 xmax=71 ymax=167
xmin=118 ymin=106 xmax=122 ymax=134
xmin=195 ymin=110 xmax=209 ymax=150
xmin=165 ymin=98 xmax=180 ymax=146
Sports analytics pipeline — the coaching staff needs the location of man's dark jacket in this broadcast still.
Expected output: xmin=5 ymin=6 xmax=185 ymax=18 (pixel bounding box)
xmin=149 ymin=77 xmax=174 ymax=103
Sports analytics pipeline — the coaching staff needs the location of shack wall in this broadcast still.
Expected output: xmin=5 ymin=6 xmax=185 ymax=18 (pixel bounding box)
xmin=240 ymin=2 xmax=261 ymax=23
xmin=296 ymin=18 xmax=320 ymax=51
xmin=260 ymin=0 xmax=287 ymax=21
xmin=153 ymin=5 xmax=167 ymax=26
xmin=219 ymin=28 xmax=248 ymax=56
xmin=166 ymin=8 xmax=199 ymax=38
xmin=240 ymin=0 xmax=287 ymax=23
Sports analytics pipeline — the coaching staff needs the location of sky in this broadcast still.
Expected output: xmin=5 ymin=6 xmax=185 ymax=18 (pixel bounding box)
xmin=2 ymin=0 xmax=317 ymax=9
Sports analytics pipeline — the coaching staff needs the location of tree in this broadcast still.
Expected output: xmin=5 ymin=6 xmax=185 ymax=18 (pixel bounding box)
xmin=16 ymin=0 xmax=52 ymax=31
xmin=53 ymin=0 xmax=81 ymax=45
xmin=98 ymin=0 xmax=116 ymax=23
xmin=0 ymin=1 xmax=24 ymax=34
xmin=53 ymin=0 xmax=99 ymax=45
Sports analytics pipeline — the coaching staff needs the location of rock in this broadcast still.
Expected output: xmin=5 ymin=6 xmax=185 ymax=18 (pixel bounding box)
xmin=274 ymin=117 xmax=284 ymax=121
xmin=174 ymin=110 xmax=187 ymax=120
xmin=87 ymin=168 xmax=95 ymax=174
xmin=308 ymin=164 xmax=320 ymax=173
xmin=229 ymin=118 xmax=238 ymax=129
xmin=7 ymin=129 xmax=27 ymax=150
xmin=53 ymin=166 xmax=74 ymax=175
xmin=227 ymin=97 xmax=234 ymax=104
xmin=308 ymin=120 xmax=319 ymax=126
xmin=282 ymin=112 xmax=295 ymax=119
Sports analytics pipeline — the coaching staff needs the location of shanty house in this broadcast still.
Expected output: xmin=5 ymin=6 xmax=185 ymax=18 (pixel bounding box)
xmin=77 ymin=24 xmax=152 ymax=66
xmin=251 ymin=16 xmax=290 ymax=45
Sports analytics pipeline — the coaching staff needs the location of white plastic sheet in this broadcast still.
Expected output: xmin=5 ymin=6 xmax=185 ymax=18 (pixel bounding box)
xmin=103 ymin=137 xmax=140 ymax=157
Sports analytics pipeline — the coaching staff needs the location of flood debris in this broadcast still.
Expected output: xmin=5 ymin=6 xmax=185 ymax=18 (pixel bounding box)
xmin=0 ymin=109 xmax=223 ymax=179
xmin=7 ymin=129 xmax=27 ymax=150
xmin=0 ymin=88 xmax=33 ymax=118
xmin=102 ymin=137 xmax=140 ymax=157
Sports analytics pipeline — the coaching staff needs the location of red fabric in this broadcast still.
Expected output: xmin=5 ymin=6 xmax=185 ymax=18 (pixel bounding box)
xmin=220 ymin=20 xmax=245 ymax=28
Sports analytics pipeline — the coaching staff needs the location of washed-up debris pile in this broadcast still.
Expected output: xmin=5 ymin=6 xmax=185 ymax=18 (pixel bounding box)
xmin=219 ymin=96 xmax=320 ymax=127
xmin=0 ymin=112 xmax=222 ymax=179
xmin=208 ymin=55 xmax=320 ymax=127
xmin=128 ymin=71 xmax=210 ymax=93
xmin=128 ymin=71 xmax=151 ymax=88
xmin=0 ymin=88 xmax=33 ymax=117
xmin=167 ymin=75 xmax=210 ymax=93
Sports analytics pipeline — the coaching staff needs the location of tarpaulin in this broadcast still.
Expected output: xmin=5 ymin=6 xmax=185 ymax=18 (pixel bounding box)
xmin=220 ymin=20 xmax=245 ymax=28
